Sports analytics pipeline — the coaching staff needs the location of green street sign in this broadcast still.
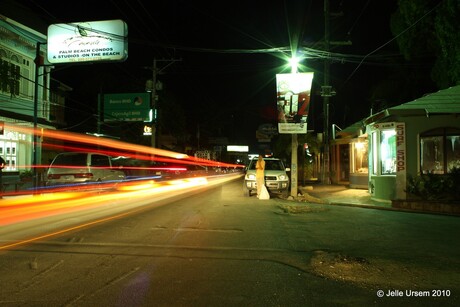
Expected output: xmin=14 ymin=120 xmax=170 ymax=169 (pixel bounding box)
xmin=103 ymin=93 xmax=150 ymax=122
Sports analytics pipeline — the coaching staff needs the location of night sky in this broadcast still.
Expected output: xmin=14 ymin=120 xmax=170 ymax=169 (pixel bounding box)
xmin=4 ymin=0 xmax=400 ymax=150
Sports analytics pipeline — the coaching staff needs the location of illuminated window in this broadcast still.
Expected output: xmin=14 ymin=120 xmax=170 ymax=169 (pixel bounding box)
xmin=351 ymin=140 xmax=368 ymax=173
xmin=371 ymin=132 xmax=378 ymax=175
xmin=0 ymin=136 xmax=18 ymax=171
xmin=421 ymin=128 xmax=460 ymax=174
xmin=380 ymin=130 xmax=396 ymax=174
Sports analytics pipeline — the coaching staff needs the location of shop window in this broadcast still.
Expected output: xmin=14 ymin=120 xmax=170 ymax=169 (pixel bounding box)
xmin=447 ymin=136 xmax=460 ymax=170
xmin=1 ymin=139 xmax=18 ymax=171
xmin=371 ymin=132 xmax=378 ymax=175
xmin=421 ymin=128 xmax=460 ymax=174
xmin=339 ymin=144 xmax=350 ymax=181
xmin=380 ymin=130 xmax=396 ymax=174
xmin=351 ymin=140 xmax=368 ymax=173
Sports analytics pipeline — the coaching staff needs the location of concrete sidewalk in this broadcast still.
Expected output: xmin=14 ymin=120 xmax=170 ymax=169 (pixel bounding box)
xmin=298 ymin=184 xmax=393 ymax=210
xmin=297 ymin=184 xmax=460 ymax=216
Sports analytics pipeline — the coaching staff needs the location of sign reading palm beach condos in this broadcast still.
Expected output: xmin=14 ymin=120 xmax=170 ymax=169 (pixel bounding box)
xmin=47 ymin=20 xmax=128 ymax=64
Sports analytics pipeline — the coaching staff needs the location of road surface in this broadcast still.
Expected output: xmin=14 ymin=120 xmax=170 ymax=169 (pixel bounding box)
xmin=0 ymin=177 xmax=459 ymax=306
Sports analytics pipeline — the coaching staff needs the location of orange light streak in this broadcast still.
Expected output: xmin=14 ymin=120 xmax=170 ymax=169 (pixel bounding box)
xmin=0 ymin=174 xmax=241 ymax=250
xmin=0 ymin=178 xmax=208 ymax=226
xmin=9 ymin=125 xmax=244 ymax=170
xmin=0 ymin=209 xmax=142 ymax=251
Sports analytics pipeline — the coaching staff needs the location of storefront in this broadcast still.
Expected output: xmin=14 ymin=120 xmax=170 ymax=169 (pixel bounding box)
xmin=0 ymin=120 xmax=53 ymax=175
xmin=1 ymin=15 xmax=65 ymax=182
xmin=0 ymin=122 xmax=30 ymax=172
xmin=367 ymin=122 xmax=405 ymax=200
xmin=364 ymin=85 xmax=460 ymax=201
xmin=330 ymin=122 xmax=368 ymax=189
xmin=349 ymin=136 xmax=368 ymax=189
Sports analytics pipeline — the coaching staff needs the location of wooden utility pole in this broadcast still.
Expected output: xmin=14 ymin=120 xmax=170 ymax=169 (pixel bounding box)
xmin=321 ymin=0 xmax=331 ymax=184
xmin=319 ymin=1 xmax=351 ymax=184
xmin=150 ymin=59 xmax=158 ymax=148
xmin=145 ymin=58 xmax=181 ymax=148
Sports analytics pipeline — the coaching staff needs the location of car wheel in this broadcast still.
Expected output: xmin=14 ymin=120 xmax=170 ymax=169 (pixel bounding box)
xmin=244 ymin=189 xmax=251 ymax=197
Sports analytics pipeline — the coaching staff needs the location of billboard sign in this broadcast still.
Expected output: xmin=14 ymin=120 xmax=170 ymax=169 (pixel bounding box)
xmin=47 ymin=19 xmax=128 ymax=64
xmin=227 ymin=145 xmax=249 ymax=152
xmin=103 ymin=93 xmax=150 ymax=122
xmin=276 ymin=72 xmax=314 ymax=134
xmin=256 ymin=123 xmax=277 ymax=142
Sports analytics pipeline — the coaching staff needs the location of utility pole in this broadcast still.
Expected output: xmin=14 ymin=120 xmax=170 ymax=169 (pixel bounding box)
xmin=321 ymin=0 xmax=331 ymax=185
xmin=33 ymin=42 xmax=45 ymax=191
xmin=319 ymin=1 xmax=351 ymax=184
xmin=145 ymin=58 xmax=181 ymax=149
xmin=150 ymin=59 xmax=158 ymax=149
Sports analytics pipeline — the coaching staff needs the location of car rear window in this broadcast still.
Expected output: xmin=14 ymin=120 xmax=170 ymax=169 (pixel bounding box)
xmin=91 ymin=154 xmax=111 ymax=167
xmin=52 ymin=153 xmax=87 ymax=166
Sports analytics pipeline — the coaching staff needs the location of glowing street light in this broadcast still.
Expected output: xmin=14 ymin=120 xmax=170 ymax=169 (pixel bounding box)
xmin=289 ymin=56 xmax=300 ymax=73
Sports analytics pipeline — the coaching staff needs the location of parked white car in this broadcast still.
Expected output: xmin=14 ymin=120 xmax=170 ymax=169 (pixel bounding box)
xmin=243 ymin=157 xmax=290 ymax=197
xmin=45 ymin=152 xmax=126 ymax=186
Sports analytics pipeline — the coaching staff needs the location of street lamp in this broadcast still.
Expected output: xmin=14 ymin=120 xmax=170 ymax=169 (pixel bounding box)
xmin=289 ymin=55 xmax=299 ymax=197
xmin=289 ymin=56 xmax=300 ymax=73
xmin=33 ymin=41 xmax=47 ymax=190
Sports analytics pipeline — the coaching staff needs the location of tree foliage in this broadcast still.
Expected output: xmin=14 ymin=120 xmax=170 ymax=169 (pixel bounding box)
xmin=390 ymin=0 xmax=460 ymax=88
xmin=272 ymin=132 xmax=320 ymax=162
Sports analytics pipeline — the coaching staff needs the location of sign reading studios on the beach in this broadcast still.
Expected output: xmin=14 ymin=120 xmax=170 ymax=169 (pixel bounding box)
xmin=47 ymin=19 xmax=128 ymax=64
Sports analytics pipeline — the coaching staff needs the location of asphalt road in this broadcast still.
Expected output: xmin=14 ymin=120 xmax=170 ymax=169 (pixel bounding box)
xmin=0 ymin=177 xmax=459 ymax=306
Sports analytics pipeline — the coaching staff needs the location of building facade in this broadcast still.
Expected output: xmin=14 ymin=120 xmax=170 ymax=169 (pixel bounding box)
xmin=1 ymin=14 xmax=66 ymax=179
xmin=328 ymin=86 xmax=460 ymax=202
xmin=364 ymin=85 xmax=460 ymax=201
xmin=330 ymin=121 xmax=369 ymax=189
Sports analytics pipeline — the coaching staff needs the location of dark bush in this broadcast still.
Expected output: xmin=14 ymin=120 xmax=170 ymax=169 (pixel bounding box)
xmin=407 ymin=167 xmax=460 ymax=201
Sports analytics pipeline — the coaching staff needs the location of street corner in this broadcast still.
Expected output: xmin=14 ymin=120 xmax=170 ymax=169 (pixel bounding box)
xmin=295 ymin=187 xmax=328 ymax=204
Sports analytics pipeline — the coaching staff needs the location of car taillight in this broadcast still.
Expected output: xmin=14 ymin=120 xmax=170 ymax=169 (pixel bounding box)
xmin=48 ymin=173 xmax=93 ymax=179
xmin=74 ymin=173 xmax=93 ymax=178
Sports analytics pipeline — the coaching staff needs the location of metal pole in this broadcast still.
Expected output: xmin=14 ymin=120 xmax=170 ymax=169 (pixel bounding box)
xmin=33 ymin=42 xmax=41 ymax=191
xmin=290 ymin=134 xmax=298 ymax=197
xmin=151 ymin=59 xmax=157 ymax=149
xmin=145 ymin=58 xmax=181 ymax=149
xmin=322 ymin=0 xmax=331 ymax=184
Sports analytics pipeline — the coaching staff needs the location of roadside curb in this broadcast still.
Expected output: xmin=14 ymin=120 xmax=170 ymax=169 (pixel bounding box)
xmin=325 ymin=201 xmax=460 ymax=217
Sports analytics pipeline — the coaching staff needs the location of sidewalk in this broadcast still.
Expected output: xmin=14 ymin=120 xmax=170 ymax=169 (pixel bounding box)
xmin=297 ymin=184 xmax=460 ymax=216
xmin=298 ymin=184 xmax=393 ymax=210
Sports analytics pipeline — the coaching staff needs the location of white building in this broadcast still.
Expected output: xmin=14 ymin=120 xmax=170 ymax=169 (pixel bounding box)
xmin=0 ymin=13 xmax=65 ymax=178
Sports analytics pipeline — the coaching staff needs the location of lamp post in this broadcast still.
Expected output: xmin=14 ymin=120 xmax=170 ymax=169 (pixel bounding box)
xmin=33 ymin=42 xmax=45 ymax=190
xmin=290 ymin=56 xmax=299 ymax=198
xmin=149 ymin=59 xmax=158 ymax=149
xmin=145 ymin=58 xmax=182 ymax=149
